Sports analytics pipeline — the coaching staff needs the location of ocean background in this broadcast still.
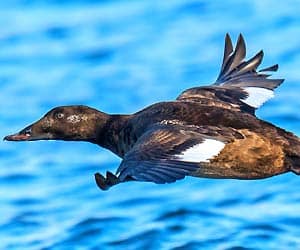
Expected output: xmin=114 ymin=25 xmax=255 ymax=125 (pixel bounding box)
xmin=1 ymin=1 xmax=300 ymax=249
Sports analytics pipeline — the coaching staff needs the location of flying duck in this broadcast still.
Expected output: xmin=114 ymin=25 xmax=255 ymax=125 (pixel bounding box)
xmin=4 ymin=34 xmax=300 ymax=191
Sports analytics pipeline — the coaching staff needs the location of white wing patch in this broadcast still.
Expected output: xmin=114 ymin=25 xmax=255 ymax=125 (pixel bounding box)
xmin=176 ymin=139 xmax=225 ymax=163
xmin=241 ymin=87 xmax=274 ymax=108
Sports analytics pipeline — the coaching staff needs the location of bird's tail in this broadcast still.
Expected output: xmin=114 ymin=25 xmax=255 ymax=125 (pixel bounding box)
xmin=289 ymin=156 xmax=300 ymax=175
xmin=281 ymin=131 xmax=300 ymax=175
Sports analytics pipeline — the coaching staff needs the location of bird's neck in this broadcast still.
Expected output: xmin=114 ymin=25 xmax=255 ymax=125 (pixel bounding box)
xmin=94 ymin=114 xmax=132 ymax=157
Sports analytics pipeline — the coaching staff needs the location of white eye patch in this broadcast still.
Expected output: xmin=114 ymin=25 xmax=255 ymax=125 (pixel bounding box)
xmin=67 ymin=115 xmax=81 ymax=123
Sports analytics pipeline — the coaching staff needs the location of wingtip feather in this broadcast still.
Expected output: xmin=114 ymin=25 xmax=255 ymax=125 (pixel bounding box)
xmin=216 ymin=34 xmax=282 ymax=91
xmin=221 ymin=33 xmax=234 ymax=72
xmin=259 ymin=64 xmax=279 ymax=72
xmin=231 ymin=34 xmax=246 ymax=67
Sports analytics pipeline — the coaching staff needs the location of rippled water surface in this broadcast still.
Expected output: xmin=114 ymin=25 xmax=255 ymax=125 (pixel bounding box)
xmin=1 ymin=1 xmax=300 ymax=249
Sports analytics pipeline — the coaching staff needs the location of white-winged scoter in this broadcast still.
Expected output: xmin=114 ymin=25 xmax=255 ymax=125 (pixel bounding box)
xmin=4 ymin=34 xmax=300 ymax=190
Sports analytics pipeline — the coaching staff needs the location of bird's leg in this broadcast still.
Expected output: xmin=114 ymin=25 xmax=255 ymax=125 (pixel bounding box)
xmin=94 ymin=171 xmax=121 ymax=191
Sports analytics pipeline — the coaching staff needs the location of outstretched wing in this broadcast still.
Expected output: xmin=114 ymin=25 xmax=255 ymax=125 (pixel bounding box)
xmin=177 ymin=34 xmax=284 ymax=113
xmin=116 ymin=123 xmax=243 ymax=184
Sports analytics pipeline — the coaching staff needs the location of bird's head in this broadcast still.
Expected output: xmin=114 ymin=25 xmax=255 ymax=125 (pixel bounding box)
xmin=4 ymin=105 xmax=108 ymax=142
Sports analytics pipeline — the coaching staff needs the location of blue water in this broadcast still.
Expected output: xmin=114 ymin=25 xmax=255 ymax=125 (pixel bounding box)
xmin=1 ymin=1 xmax=300 ymax=249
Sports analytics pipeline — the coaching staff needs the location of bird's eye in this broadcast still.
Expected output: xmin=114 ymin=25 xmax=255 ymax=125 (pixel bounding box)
xmin=55 ymin=112 xmax=64 ymax=119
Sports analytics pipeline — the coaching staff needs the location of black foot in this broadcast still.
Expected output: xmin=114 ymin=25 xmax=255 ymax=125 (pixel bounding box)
xmin=94 ymin=171 xmax=120 ymax=191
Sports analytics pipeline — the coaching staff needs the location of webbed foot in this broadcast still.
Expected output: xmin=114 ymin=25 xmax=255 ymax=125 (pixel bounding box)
xmin=94 ymin=171 xmax=120 ymax=191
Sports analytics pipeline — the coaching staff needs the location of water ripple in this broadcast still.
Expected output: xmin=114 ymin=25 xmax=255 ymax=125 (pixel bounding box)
xmin=155 ymin=208 xmax=221 ymax=221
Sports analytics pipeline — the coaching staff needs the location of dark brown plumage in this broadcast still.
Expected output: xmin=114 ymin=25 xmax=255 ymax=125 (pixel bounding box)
xmin=4 ymin=34 xmax=300 ymax=191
